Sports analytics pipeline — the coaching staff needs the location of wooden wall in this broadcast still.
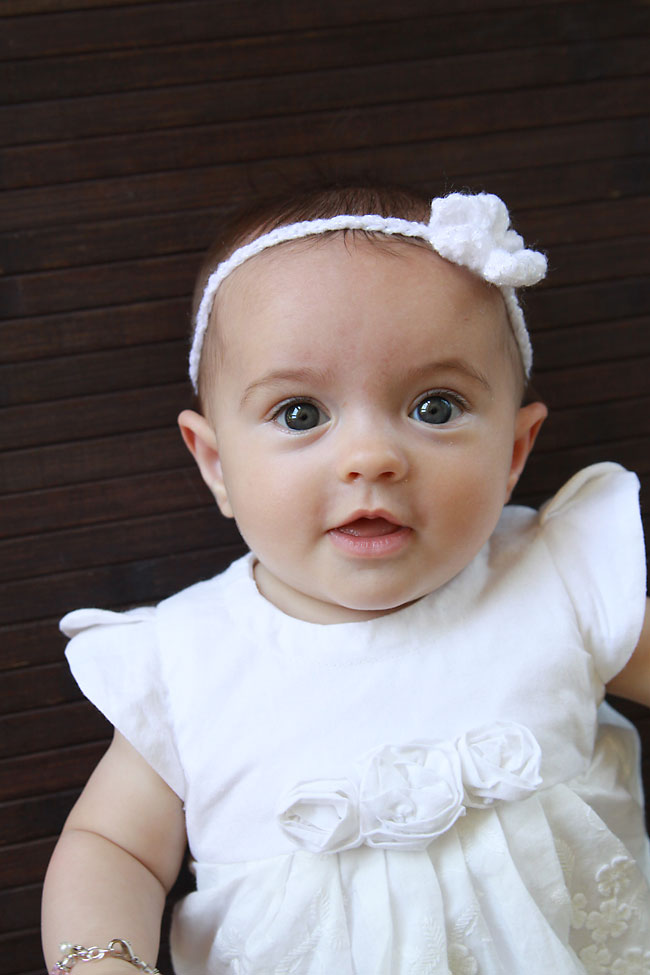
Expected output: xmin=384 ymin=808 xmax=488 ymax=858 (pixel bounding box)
xmin=1 ymin=2 xmax=648 ymax=972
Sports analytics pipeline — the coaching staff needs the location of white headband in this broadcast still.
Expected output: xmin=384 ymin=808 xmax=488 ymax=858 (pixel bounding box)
xmin=190 ymin=192 xmax=547 ymax=390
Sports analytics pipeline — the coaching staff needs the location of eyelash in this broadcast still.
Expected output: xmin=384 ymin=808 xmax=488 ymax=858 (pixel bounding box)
xmin=409 ymin=390 xmax=468 ymax=424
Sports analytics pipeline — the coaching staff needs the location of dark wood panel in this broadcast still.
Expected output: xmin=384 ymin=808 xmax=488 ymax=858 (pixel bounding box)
xmin=0 ymin=298 xmax=188 ymax=364
xmin=0 ymin=837 xmax=56 ymax=888
xmin=530 ymin=276 xmax=650 ymax=329
xmin=0 ymin=385 xmax=191 ymax=451
xmin=1 ymin=210 xmax=211 ymax=275
xmin=529 ymin=396 xmax=650 ymax=454
xmin=2 ymin=117 xmax=647 ymax=233
xmin=0 ymin=0 xmax=162 ymax=14
xmin=2 ymin=23 xmax=644 ymax=106
xmin=533 ymin=317 xmax=650 ymax=370
xmin=0 ymin=429 xmax=186 ymax=494
xmin=1 ymin=619 xmax=78 ymax=672
xmin=0 ymin=885 xmax=41 ymax=935
xmin=0 ymin=928 xmax=45 ymax=975
xmin=0 ymin=464 xmax=206 ymax=532
xmin=0 ymin=790 xmax=80 ymax=844
xmin=1 ymin=341 xmax=185 ymax=406
xmin=3 ymin=77 xmax=647 ymax=192
xmin=0 ymin=543 xmax=246 ymax=627
xmin=0 ymin=742 xmax=106 ymax=802
xmin=1 ymin=703 xmax=108 ymax=760
xmin=0 ymin=663 xmax=80 ymax=717
xmin=521 ymin=197 xmax=650 ymax=247
xmin=544 ymin=236 xmax=650 ymax=286
xmin=4 ymin=37 xmax=648 ymax=158
xmin=1 ymin=254 xmax=195 ymax=319
xmin=534 ymin=355 xmax=650 ymax=408
xmin=0 ymin=1 xmax=609 ymax=62
xmin=0 ymin=505 xmax=239 ymax=581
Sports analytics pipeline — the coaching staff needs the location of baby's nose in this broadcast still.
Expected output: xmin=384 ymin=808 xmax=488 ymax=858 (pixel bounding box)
xmin=336 ymin=426 xmax=408 ymax=483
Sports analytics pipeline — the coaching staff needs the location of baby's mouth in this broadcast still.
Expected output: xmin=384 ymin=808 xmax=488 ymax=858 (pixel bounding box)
xmin=336 ymin=517 xmax=403 ymax=537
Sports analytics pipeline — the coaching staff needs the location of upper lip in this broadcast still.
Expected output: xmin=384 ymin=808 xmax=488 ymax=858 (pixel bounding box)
xmin=331 ymin=509 xmax=406 ymax=530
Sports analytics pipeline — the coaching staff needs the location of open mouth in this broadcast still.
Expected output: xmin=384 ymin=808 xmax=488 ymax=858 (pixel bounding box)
xmin=328 ymin=514 xmax=411 ymax=557
xmin=336 ymin=516 xmax=403 ymax=538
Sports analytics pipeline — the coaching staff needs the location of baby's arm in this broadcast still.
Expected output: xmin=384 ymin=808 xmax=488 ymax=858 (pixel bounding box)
xmin=42 ymin=730 xmax=186 ymax=973
xmin=607 ymin=598 xmax=650 ymax=706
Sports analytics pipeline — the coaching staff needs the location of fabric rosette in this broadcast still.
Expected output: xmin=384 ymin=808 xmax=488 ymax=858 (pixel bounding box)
xmin=457 ymin=721 xmax=542 ymax=808
xmin=277 ymin=777 xmax=360 ymax=854
xmin=358 ymin=740 xmax=465 ymax=850
xmin=427 ymin=193 xmax=547 ymax=289
xmin=277 ymin=723 xmax=543 ymax=854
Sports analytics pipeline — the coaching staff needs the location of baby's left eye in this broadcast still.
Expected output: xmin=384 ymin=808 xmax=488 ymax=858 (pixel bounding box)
xmin=274 ymin=400 xmax=329 ymax=431
xmin=410 ymin=394 xmax=462 ymax=425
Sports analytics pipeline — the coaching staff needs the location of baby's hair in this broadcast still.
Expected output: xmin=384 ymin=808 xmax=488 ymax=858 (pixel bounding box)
xmin=192 ymin=182 xmax=531 ymax=409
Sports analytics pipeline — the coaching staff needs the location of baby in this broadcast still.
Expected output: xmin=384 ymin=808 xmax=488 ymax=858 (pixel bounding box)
xmin=43 ymin=184 xmax=650 ymax=974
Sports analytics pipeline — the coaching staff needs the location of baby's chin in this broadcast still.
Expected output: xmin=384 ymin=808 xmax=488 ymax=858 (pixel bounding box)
xmin=285 ymin=587 xmax=425 ymax=625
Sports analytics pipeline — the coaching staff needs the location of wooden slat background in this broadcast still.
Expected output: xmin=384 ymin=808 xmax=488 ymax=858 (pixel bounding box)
xmin=1 ymin=2 xmax=648 ymax=972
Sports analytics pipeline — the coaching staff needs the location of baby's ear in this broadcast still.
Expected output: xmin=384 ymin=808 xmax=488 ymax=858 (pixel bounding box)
xmin=506 ymin=401 xmax=548 ymax=500
xmin=177 ymin=409 xmax=234 ymax=518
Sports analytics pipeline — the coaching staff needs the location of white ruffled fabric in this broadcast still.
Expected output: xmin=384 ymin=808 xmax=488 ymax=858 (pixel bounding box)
xmin=61 ymin=464 xmax=650 ymax=974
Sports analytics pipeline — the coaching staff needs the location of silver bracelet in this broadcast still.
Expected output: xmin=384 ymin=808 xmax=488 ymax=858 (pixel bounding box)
xmin=50 ymin=939 xmax=161 ymax=975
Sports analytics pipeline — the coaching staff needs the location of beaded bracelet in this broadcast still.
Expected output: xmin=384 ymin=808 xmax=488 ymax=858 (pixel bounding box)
xmin=50 ymin=939 xmax=161 ymax=975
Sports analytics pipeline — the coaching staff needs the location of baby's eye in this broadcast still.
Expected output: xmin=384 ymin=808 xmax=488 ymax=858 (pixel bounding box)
xmin=410 ymin=394 xmax=462 ymax=425
xmin=274 ymin=400 xmax=329 ymax=431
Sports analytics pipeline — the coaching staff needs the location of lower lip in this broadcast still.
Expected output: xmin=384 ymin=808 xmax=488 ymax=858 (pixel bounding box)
xmin=327 ymin=525 xmax=412 ymax=558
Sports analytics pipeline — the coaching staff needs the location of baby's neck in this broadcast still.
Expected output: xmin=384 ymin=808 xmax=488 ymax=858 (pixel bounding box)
xmin=252 ymin=560 xmax=414 ymax=625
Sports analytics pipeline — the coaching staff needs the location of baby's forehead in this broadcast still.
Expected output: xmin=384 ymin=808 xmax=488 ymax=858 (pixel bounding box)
xmin=216 ymin=231 xmax=500 ymax=318
xmin=210 ymin=233 xmax=511 ymax=373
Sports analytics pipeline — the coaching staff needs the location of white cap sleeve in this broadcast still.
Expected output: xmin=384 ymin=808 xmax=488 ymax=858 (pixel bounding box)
xmin=61 ymin=607 xmax=185 ymax=798
xmin=539 ymin=463 xmax=647 ymax=683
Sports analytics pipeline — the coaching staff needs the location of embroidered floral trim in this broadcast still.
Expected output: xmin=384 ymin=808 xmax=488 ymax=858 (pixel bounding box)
xmin=572 ymin=855 xmax=648 ymax=974
xmin=277 ymin=721 xmax=542 ymax=853
xmin=448 ymin=942 xmax=479 ymax=975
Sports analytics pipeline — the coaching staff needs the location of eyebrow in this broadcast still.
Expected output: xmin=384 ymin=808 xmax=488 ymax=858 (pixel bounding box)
xmin=240 ymin=357 xmax=491 ymax=408
xmin=408 ymin=358 xmax=492 ymax=391
xmin=240 ymin=367 xmax=332 ymax=406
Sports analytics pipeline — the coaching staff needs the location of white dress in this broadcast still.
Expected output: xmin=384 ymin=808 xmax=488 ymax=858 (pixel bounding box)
xmin=61 ymin=464 xmax=650 ymax=975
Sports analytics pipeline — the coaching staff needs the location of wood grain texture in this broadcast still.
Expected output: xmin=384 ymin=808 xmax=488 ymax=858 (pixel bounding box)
xmin=1 ymin=2 xmax=648 ymax=972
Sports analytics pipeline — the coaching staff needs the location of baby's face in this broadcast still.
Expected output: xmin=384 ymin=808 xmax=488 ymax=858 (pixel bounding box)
xmin=198 ymin=235 xmax=545 ymax=623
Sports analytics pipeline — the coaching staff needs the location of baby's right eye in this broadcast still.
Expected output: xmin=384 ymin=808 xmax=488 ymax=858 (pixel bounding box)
xmin=274 ymin=400 xmax=329 ymax=431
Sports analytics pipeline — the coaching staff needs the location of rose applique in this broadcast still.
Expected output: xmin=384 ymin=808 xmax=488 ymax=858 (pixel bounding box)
xmin=277 ymin=778 xmax=360 ymax=854
xmin=359 ymin=740 xmax=465 ymax=850
xmin=457 ymin=721 xmax=542 ymax=807
xmin=277 ymin=721 xmax=542 ymax=854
